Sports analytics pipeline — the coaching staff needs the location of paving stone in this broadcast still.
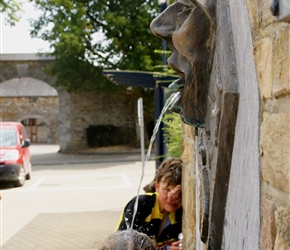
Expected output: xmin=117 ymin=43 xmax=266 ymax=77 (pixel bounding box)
xmin=1 ymin=211 xmax=120 ymax=250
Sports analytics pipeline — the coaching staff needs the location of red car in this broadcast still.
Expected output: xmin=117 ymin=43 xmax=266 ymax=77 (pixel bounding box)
xmin=0 ymin=122 xmax=32 ymax=187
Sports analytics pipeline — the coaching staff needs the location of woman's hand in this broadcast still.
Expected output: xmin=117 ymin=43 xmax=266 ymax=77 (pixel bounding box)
xmin=170 ymin=240 xmax=182 ymax=249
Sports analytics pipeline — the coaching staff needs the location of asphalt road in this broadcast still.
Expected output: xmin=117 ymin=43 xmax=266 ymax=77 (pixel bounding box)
xmin=0 ymin=144 xmax=155 ymax=250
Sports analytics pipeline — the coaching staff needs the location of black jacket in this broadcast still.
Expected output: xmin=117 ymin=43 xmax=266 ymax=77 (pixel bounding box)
xmin=116 ymin=192 xmax=182 ymax=249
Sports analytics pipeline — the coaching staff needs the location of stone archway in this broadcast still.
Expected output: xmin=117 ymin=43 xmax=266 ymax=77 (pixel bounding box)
xmin=0 ymin=76 xmax=59 ymax=144
xmin=0 ymin=54 xmax=139 ymax=153
xmin=19 ymin=116 xmax=53 ymax=144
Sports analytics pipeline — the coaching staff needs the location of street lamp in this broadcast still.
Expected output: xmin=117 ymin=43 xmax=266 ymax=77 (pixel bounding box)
xmin=154 ymin=0 xmax=168 ymax=168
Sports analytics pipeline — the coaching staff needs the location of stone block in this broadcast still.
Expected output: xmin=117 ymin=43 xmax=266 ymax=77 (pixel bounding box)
xmin=272 ymin=26 xmax=290 ymax=98
xmin=260 ymin=0 xmax=276 ymax=25
xmin=274 ymin=206 xmax=290 ymax=249
xmin=254 ymin=37 xmax=273 ymax=100
xmin=264 ymin=96 xmax=290 ymax=114
xmin=261 ymin=113 xmax=290 ymax=193
xmin=245 ymin=0 xmax=259 ymax=37
xmin=260 ymin=196 xmax=276 ymax=249
xmin=181 ymin=123 xmax=197 ymax=249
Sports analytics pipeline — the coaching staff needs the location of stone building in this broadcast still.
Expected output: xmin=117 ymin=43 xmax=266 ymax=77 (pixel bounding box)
xmin=162 ymin=0 xmax=289 ymax=249
xmin=0 ymin=54 xmax=60 ymax=144
xmin=0 ymin=54 xmax=137 ymax=153
xmin=0 ymin=76 xmax=59 ymax=143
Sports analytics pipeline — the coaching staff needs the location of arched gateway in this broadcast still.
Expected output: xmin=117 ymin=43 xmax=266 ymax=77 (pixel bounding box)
xmin=0 ymin=54 xmax=136 ymax=153
xmin=0 ymin=54 xmax=60 ymax=145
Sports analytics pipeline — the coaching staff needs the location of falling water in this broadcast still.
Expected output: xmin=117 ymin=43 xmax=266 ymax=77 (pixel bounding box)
xmin=130 ymin=90 xmax=181 ymax=229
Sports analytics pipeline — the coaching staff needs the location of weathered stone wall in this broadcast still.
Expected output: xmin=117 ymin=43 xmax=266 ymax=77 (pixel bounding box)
xmin=58 ymin=90 xmax=137 ymax=153
xmin=181 ymin=124 xmax=197 ymax=249
xmin=0 ymin=56 xmax=55 ymax=85
xmin=0 ymin=96 xmax=59 ymax=143
xmin=0 ymin=87 xmax=137 ymax=152
xmin=0 ymin=55 xmax=60 ymax=144
xmin=180 ymin=0 xmax=289 ymax=249
xmin=0 ymin=54 xmax=139 ymax=153
xmin=247 ymin=0 xmax=290 ymax=249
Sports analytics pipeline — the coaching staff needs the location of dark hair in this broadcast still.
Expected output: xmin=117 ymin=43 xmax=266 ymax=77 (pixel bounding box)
xmin=143 ymin=158 xmax=182 ymax=192
xmin=156 ymin=158 xmax=182 ymax=186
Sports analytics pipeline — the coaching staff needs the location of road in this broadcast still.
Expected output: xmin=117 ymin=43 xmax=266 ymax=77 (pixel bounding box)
xmin=0 ymin=145 xmax=155 ymax=250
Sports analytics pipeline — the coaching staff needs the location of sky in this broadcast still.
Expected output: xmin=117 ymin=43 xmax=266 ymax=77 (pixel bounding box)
xmin=0 ymin=0 xmax=51 ymax=54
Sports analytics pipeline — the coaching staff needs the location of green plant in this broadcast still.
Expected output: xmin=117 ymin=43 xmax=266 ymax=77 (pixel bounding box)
xmin=162 ymin=112 xmax=182 ymax=158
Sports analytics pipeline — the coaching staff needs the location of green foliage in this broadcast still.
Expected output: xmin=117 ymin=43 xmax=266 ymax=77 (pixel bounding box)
xmin=0 ymin=0 xmax=23 ymax=26
xmin=29 ymin=0 xmax=162 ymax=92
xmin=162 ymin=112 xmax=182 ymax=158
xmin=43 ymin=55 xmax=119 ymax=92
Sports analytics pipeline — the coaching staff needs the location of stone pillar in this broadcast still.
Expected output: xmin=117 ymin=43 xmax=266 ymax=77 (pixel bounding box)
xmin=58 ymin=89 xmax=72 ymax=152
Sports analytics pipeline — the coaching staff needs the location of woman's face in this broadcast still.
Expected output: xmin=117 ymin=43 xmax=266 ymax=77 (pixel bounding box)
xmin=150 ymin=0 xmax=214 ymax=127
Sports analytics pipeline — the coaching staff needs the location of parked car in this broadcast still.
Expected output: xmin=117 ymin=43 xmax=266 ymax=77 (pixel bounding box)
xmin=0 ymin=122 xmax=32 ymax=187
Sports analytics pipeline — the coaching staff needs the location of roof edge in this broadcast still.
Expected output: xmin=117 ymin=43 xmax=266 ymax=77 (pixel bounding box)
xmin=0 ymin=53 xmax=55 ymax=61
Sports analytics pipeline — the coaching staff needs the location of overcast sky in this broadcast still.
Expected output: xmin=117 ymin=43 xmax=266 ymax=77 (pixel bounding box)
xmin=0 ymin=0 xmax=51 ymax=54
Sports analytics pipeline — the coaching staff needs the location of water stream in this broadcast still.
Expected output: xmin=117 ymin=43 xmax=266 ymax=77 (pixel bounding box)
xmin=130 ymin=90 xmax=181 ymax=229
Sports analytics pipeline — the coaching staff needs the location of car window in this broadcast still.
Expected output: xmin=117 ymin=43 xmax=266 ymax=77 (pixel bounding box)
xmin=0 ymin=128 xmax=17 ymax=146
xmin=20 ymin=127 xmax=27 ymax=143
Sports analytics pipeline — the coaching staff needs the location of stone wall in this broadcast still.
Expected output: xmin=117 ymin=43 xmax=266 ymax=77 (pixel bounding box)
xmin=0 ymin=56 xmax=55 ymax=85
xmin=0 ymin=55 xmax=60 ymax=144
xmin=0 ymin=87 xmax=138 ymax=152
xmin=181 ymin=125 xmax=197 ymax=249
xmin=179 ymin=0 xmax=289 ymax=249
xmin=0 ymin=55 xmax=139 ymax=153
xmin=0 ymin=96 xmax=59 ymax=143
xmin=248 ymin=0 xmax=290 ymax=248
xmin=58 ymin=90 xmax=137 ymax=153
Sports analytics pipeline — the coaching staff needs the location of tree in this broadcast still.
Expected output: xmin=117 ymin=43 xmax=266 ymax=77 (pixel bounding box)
xmin=162 ymin=112 xmax=182 ymax=158
xmin=0 ymin=0 xmax=23 ymax=26
xmin=29 ymin=0 xmax=162 ymax=91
